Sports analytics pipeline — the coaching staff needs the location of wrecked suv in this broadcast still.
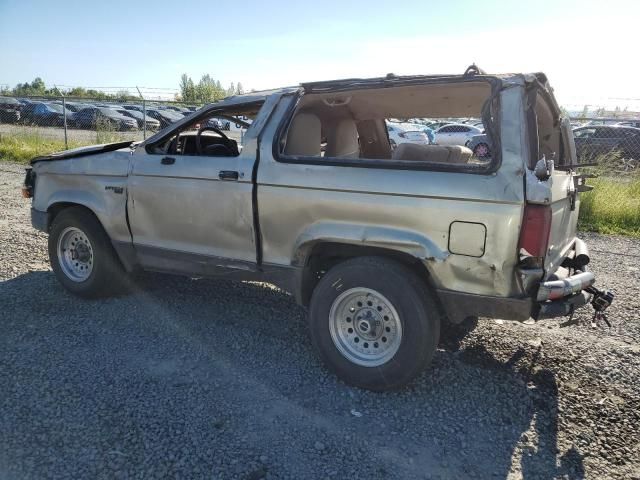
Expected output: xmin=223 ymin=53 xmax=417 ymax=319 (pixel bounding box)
xmin=23 ymin=67 xmax=612 ymax=391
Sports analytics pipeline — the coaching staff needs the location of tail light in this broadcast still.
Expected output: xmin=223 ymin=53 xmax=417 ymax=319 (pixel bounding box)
xmin=22 ymin=168 xmax=35 ymax=199
xmin=518 ymin=204 xmax=551 ymax=259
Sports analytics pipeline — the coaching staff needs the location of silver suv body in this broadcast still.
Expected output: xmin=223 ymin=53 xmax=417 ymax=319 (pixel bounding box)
xmin=24 ymin=69 xmax=610 ymax=390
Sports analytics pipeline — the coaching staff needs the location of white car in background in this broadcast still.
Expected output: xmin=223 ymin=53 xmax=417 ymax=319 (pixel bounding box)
xmin=434 ymin=123 xmax=483 ymax=146
xmin=386 ymin=122 xmax=430 ymax=149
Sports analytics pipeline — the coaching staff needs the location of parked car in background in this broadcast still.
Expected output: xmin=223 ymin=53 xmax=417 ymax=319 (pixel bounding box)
xmin=415 ymin=124 xmax=435 ymax=143
xmin=433 ymin=123 xmax=483 ymax=146
xmin=386 ymin=122 xmax=430 ymax=149
xmin=0 ymin=96 xmax=21 ymax=123
xmin=573 ymin=125 xmax=640 ymax=160
xmin=426 ymin=120 xmax=453 ymax=131
xmin=582 ymin=119 xmax=620 ymax=126
xmin=114 ymin=108 xmax=161 ymax=130
xmin=52 ymin=101 xmax=94 ymax=113
xmin=616 ymin=120 xmax=640 ymax=129
xmin=399 ymin=120 xmax=435 ymax=143
xmin=164 ymin=105 xmax=191 ymax=115
xmin=122 ymin=105 xmax=144 ymax=113
xmin=145 ymin=108 xmax=184 ymax=129
xmin=204 ymin=118 xmax=230 ymax=130
xmin=73 ymin=107 xmax=138 ymax=131
xmin=467 ymin=134 xmax=491 ymax=158
xmin=20 ymin=102 xmax=68 ymax=127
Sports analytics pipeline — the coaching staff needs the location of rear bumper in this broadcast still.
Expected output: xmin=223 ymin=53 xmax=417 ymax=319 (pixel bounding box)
xmin=436 ymin=289 xmax=533 ymax=323
xmin=438 ymin=238 xmax=598 ymax=323
xmin=31 ymin=207 xmax=48 ymax=232
xmin=536 ymin=291 xmax=591 ymax=319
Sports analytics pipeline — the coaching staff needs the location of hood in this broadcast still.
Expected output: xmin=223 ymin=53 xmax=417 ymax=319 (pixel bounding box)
xmin=30 ymin=141 xmax=134 ymax=164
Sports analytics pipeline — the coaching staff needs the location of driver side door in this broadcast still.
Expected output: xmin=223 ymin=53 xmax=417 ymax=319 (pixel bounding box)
xmin=127 ymin=129 xmax=257 ymax=273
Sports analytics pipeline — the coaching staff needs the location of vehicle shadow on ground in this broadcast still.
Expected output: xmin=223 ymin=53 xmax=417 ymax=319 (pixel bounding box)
xmin=444 ymin=322 xmax=586 ymax=479
xmin=1 ymin=271 xmax=585 ymax=479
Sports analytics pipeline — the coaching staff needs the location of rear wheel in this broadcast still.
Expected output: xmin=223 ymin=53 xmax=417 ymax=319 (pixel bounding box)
xmin=309 ymin=257 xmax=440 ymax=391
xmin=48 ymin=207 xmax=128 ymax=298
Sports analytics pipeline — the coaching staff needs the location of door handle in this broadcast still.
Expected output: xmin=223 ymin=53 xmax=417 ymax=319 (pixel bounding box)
xmin=219 ymin=170 xmax=239 ymax=181
xmin=161 ymin=157 xmax=175 ymax=165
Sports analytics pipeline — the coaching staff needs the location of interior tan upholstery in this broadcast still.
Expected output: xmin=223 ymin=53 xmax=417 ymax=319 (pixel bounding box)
xmin=391 ymin=143 xmax=473 ymax=164
xmin=284 ymin=112 xmax=321 ymax=156
xmin=325 ymin=118 xmax=360 ymax=158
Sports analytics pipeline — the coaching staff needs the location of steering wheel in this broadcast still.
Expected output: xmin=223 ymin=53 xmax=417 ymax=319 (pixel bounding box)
xmin=196 ymin=126 xmax=232 ymax=156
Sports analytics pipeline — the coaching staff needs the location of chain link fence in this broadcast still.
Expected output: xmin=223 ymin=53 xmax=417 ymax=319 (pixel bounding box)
xmin=568 ymin=117 xmax=640 ymax=174
xmin=0 ymin=94 xmax=209 ymax=145
xmin=0 ymin=94 xmax=254 ymax=163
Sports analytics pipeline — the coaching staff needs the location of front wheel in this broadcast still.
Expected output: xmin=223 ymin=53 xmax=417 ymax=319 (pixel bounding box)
xmin=309 ymin=257 xmax=440 ymax=391
xmin=48 ymin=207 xmax=128 ymax=298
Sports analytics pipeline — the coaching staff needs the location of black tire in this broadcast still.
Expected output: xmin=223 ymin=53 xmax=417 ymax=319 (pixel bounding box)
xmin=309 ymin=256 xmax=441 ymax=391
xmin=48 ymin=207 xmax=128 ymax=298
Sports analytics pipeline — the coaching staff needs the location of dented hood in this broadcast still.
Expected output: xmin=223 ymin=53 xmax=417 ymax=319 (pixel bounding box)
xmin=30 ymin=141 xmax=134 ymax=164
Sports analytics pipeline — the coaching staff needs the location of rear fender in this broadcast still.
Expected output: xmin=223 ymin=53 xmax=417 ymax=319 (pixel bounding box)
xmin=292 ymin=222 xmax=449 ymax=266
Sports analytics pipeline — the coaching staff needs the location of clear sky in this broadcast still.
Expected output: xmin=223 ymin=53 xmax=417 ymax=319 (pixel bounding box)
xmin=1 ymin=0 xmax=638 ymax=109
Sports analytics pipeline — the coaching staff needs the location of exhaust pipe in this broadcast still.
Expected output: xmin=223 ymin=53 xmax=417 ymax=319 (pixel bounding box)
xmin=574 ymin=238 xmax=590 ymax=268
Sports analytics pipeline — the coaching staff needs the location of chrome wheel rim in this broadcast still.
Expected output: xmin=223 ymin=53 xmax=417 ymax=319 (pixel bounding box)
xmin=329 ymin=287 xmax=402 ymax=367
xmin=57 ymin=227 xmax=93 ymax=282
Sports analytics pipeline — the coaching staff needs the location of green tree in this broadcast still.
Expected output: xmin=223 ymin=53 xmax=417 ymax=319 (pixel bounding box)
xmin=179 ymin=74 xmax=197 ymax=101
xmin=30 ymin=77 xmax=46 ymax=94
xmin=581 ymin=105 xmax=589 ymax=118
xmin=68 ymin=86 xmax=87 ymax=97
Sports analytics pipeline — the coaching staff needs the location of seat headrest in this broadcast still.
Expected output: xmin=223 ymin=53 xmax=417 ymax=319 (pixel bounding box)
xmin=284 ymin=112 xmax=321 ymax=156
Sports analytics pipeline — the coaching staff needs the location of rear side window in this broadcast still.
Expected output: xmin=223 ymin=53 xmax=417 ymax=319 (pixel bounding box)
xmin=278 ymin=79 xmax=499 ymax=172
xmin=529 ymin=90 xmax=567 ymax=167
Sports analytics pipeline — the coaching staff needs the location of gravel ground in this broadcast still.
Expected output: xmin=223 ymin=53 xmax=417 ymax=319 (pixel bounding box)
xmin=0 ymin=162 xmax=639 ymax=479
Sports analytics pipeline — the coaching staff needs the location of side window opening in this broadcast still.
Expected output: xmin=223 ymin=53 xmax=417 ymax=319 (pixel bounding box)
xmin=279 ymin=81 xmax=497 ymax=170
xmin=147 ymin=103 xmax=261 ymax=157
xmin=530 ymin=91 xmax=565 ymax=167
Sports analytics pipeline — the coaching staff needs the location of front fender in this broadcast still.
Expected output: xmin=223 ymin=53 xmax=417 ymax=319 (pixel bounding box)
xmin=33 ymin=173 xmax=131 ymax=244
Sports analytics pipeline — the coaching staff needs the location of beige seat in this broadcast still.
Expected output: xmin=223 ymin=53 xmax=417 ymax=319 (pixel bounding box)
xmin=325 ymin=118 xmax=360 ymax=158
xmin=284 ymin=112 xmax=321 ymax=156
xmin=391 ymin=143 xmax=473 ymax=164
